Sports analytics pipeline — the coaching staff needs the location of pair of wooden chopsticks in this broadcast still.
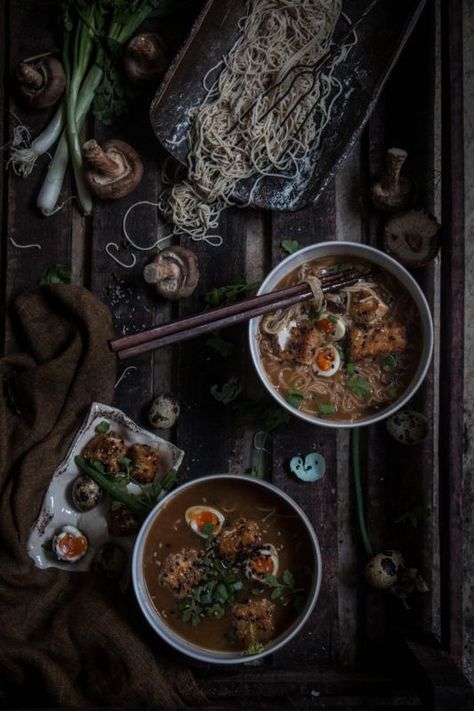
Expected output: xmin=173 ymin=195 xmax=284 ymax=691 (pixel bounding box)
xmin=109 ymin=268 xmax=374 ymax=360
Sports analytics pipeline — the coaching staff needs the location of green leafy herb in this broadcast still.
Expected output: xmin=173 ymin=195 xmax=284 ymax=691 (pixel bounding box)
xmin=346 ymin=362 xmax=357 ymax=376
xmin=206 ymin=332 xmax=235 ymax=358
xmin=381 ymin=354 xmax=398 ymax=372
xmin=203 ymin=279 xmax=257 ymax=308
xmin=327 ymin=262 xmax=354 ymax=275
xmin=395 ymin=505 xmax=431 ymax=528
xmin=210 ymin=376 xmax=242 ymax=404
xmin=39 ymin=264 xmax=72 ymax=285
xmin=264 ymin=569 xmax=304 ymax=605
xmin=201 ymin=522 xmax=216 ymax=537
xmin=286 ymin=388 xmax=304 ymax=409
xmin=244 ymin=640 xmax=265 ymax=656
xmin=95 ymin=420 xmax=110 ymax=434
xmin=346 ymin=376 xmax=372 ymax=397
xmin=328 ymin=315 xmax=338 ymax=324
xmin=308 ymin=310 xmax=321 ymax=320
xmin=251 ymin=587 xmax=264 ymax=596
xmin=281 ymin=240 xmax=300 ymax=255
xmin=317 ymin=402 xmax=337 ymax=416
xmin=246 ymin=465 xmax=264 ymax=479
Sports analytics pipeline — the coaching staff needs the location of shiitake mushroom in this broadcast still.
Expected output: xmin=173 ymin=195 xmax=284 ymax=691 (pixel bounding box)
xmin=15 ymin=56 xmax=66 ymax=109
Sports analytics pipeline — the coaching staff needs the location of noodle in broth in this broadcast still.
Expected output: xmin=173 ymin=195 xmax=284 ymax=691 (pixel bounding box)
xmin=257 ymin=256 xmax=422 ymax=422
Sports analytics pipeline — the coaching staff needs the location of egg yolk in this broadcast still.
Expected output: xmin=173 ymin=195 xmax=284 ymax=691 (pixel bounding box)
xmin=194 ymin=511 xmax=220 ymax=532
xmin=316 ymin=348 xmax=335 ymax=372
xmin=316 ymin=318 xmax=335 ymax=335
xmin=57 ymin=533 xmax=87 ymax=559
xmin=250 ymin=555 xmax=274 ymax=575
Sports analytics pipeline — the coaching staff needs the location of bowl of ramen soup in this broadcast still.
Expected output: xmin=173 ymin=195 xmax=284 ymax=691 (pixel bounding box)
xmin=249 ymin=242 xmax=433 ymax=428
xmin=132 ymin=475 xmax=321 ymax=663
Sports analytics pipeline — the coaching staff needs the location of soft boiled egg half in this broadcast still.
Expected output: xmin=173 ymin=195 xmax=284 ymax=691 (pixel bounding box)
xmin=185 ymin=505 xmax=225 ymax=538
xmin=244 ymin=544 xmax=279 ymax=582
xmin=313 ymin=344 xmax=341 ymax=377
xmin=315 ymin=313 xmax=346 ymax=341
xmin=53 ymin=525 xmax=88 ymax=563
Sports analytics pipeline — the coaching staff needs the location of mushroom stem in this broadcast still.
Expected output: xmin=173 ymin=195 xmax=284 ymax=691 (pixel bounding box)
xmin=16 ymin=62 xmax=44 ymax=90
xmin=83 ymin=139 xmax=122 ymax=177
xmin=143 ymin=261 xmax=176 ymax=284
xmin=381 ymin=147 xmax=407 ymax=192
xmin=128 ymin=35 xmax=157 ymax=60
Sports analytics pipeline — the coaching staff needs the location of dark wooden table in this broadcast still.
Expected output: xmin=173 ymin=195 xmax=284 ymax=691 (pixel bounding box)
xmin=1 ymin=1 xmax=473 ymax=709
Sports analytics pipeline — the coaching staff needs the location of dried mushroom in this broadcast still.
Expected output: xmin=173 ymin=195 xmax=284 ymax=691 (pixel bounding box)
xmin=15 ymin=56 xmax=66 ymax=109
xmin=370 ymin=147 xmax=412 ymax=213
xmin=124 ymin=33 xmax=167 ymax=86
xmin=83 ymin=139 xmax=143 ymax=200
xmin=149 ymin=393 xmax=180 ymax=429
xmin=143 ymin=246 xmax=199 ymax=300
xmin=384 ymin=209 xmax=441 ymax=268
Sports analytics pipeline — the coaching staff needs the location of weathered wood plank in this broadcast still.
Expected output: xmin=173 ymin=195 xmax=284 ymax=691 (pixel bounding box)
xmin=269 ymin=191 xmax=339 ymax=665
xmin=4 ymin=0 xmax=73 ymax=353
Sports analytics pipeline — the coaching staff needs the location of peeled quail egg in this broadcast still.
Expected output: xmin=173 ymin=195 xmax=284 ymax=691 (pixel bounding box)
xmin=244 ymin=544 xmax=279 ymax=581
xmin=386 ymin=410 xmax=429 ymax=445
xmin=185 ymin=505 xmax=225 ymax=537
xmin=312 ymin=344 xmax=341 ymax=377
xmin=72 ymin=474 xmax=101 ymax=512
xmin=53 ymin=525 xmax=88 ymax=563
xmin=315 ymin=313 xmax=346 ymax=341
xmin=365 ymin=550 xmax=404 ymax=589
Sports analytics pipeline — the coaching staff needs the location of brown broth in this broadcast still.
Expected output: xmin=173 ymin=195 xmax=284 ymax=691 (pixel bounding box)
xmin=257 ymin=256 xmax=423 ymax=422
xmin=143 ymin=479 xmax=315 ymax=652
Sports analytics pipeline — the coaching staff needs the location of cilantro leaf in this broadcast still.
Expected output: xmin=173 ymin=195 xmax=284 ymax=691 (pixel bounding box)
xmin=317 ymin=402 xmax=337 ymax=416
xmin=281 ymin=240 xmax=300 ymax=255
xmin=346 ymin=376 xmax=372 ymax=397
xmin=95 ymin=420 xmax=110 ymax=434
xmin=286 ymin=388 xmax=304 ymax=409
xmin=39 ymin=264 xmax=71 ymax=285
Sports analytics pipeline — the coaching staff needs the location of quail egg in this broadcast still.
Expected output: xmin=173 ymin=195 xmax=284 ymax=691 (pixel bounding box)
xmin=312 ymin=344 xmax=341 ymax=377
xmin=244 ymin=544 xmax=279 ymax=582
xmin=365 ymin=550 xmax=404 ymax=589
xmin=185 ymin=505 xmax=224 ymax=538
xmin=72 ymin=474 xmax=101 ymax=512
xmin=386 ymin=410 xmax=429 ymax=445
xmin=315 ymin=313 xmax=346 ymax=341
xmin=53 ymin=525 xmax=88 ymax=563
xmin=149 ymin=393 xmax=180 ymax=429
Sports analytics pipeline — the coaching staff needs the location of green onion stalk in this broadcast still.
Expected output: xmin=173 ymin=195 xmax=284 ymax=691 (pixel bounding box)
xmin=12 ymin=0 xmax=200 ymax=216
xmin=351 ymin=428 xmax=373 ymax=558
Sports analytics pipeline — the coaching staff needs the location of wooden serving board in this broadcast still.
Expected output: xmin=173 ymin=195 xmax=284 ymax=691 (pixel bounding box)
xmin=150 ymin=0 xmax=427 ymax=211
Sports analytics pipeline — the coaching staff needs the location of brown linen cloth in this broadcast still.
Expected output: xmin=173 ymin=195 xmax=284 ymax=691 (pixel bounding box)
xmin=0 ymin=286 xmax=206 ymax=708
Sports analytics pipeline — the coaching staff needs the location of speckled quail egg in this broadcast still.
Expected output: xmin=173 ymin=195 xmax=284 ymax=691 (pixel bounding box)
xmin=72 ymin=474 xmax=102 ymax=512
xmin=92 ymin=542 xmax=127 ymax=580
xmin=53 ymin=525 xmax=88 ymax=563
xmin=315 ymin=313 xmax=346 ymax=341
xmin=149 ymin=393 xmax=180 ymax=429
xmin=386 ymin=410 xmax=429 ymax=445
xmin=244 ymin=544 xmax=279 ymax=582
xmin=365 ymin=550 xmax=404 ymax=590
xmin=312 ymin=344 xmax=341 ymax=377
xmin=185 ymin=505 xmax=225 ymax=537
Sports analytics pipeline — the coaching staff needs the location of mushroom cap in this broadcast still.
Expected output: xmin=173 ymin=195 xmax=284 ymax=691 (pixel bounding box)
xmin=143 ymin=246 xmax=199 ymax=300
xmin=370 ymin=147 xmax=412 ymax=213
xmin=365 ymin=550 xmax=404 ymax=590
xmin=124 ymin=32 xmax=167 ymax=86
xmin=16 ymin=56 xmax=66 ymax=109
xmin=83 ymin=139 xmax=144 ymax=200
xmin=149 ymin=392 xmax=180 ymax=429
xmin=386 ymin=409 xmax=429 ymax=445
xmin=384 ymin=209 xmax=441 ymax=267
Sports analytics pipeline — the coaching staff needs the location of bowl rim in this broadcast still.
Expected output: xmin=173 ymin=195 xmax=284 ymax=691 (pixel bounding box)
xmin=248 ymin=240 xmax=434 ymax=429
xmin=132 ymin=473 xmax=322 ymax=664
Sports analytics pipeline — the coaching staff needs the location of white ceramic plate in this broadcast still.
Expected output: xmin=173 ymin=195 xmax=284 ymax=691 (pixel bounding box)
xmin=27 ymin=402 xmax=185 ymax=572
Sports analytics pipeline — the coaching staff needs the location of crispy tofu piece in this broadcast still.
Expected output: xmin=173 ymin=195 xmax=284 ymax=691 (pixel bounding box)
xmin=128 ymin=443 xmax=162 ymax=484
xmin=349 ymin=289 xmax=389 ymax=325
xmin=159 ymin=548 xmax=203 ymax=599
xmin=284 ymin=324 xmax=322 ymax=366
xmin=231 ymin=598 xmax=276 ymax=645
xmin=349 ymin=322 xmax=407 ymax=362
xmin=217 ymin=517 xmax=262 ymax=562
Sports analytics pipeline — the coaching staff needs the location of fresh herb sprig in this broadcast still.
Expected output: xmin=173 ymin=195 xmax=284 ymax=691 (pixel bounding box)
xmin=281 ymin=240 xmax=300 ymax=255
xmin=203 ymin=279 xmax=258 ymax=308
xmin=39 ymin=264 xmax=72 ymax=284
xmin=264 ymin=569 xmax=305 ymax=613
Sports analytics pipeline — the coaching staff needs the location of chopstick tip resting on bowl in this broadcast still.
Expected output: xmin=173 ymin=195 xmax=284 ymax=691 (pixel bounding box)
xmin=109 ymin=268 xmax=375 ymax=360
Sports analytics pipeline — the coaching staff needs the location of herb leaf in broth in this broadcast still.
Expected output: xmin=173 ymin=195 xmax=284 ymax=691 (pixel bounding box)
xmin=317 ymin=402 xmax=337 ymax=417
xmin=346 ymin=362 xmax=357 ymax=376
xmin=244 ymin=639 xmax=265 ymax=656
xmin=381 ymin=354 xmax=398 ymax=372
xmin=327 ymin=262 xmax=354 ymax=275
xmin=346 ymin=376 xmax=372 ymax=398
xmin=264 ymin=569 xmax=304 ymax=603
xmin=201 ymin=521 xmax=217 ymax=537
xmin=286 ymin=389 xmax=304 ymax=409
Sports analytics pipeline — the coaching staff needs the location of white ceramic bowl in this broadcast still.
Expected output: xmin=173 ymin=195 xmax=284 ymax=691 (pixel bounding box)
xmin=132 ymin=474 xmax=322 ymax=664
xmin=249 ymin=241 xmax=434 ymax=429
